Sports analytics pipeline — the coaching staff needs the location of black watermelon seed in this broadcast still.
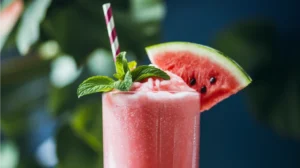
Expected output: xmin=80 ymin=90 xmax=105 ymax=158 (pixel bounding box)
xmin=200 ymin=86 xmax=207 ymax=93
xmin=189 ymin=78 xmax=196 ymax=86
xmin=210 ymin=77 xmax=216 ymax=84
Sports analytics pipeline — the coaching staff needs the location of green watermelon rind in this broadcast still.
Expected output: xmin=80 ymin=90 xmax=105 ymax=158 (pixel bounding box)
xmin=145 ymin=41 xmax=252 ymax=87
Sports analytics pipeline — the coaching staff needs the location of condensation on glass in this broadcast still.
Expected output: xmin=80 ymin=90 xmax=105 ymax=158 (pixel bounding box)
xmin=102 ymin=91 xmax=200 ymax=168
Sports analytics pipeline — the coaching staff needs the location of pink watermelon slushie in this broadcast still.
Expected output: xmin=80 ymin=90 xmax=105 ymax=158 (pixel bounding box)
xmin=102 ymin=72 xmax=201 ymax=168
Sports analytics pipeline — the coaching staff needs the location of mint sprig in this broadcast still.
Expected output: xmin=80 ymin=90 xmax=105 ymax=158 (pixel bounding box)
xmin=131 ymin=65 xmax=170 ymax=82
xmin=114 ymin=52 xmax=128 ymax=80
xmin=114 ymin=71 xmax=132 ymax=91
xmin=77 ymin=76 xmax=114 ymax=98
xmin=128 ymin=61 xmax=137 ymax=70
xmin=77 ymin=52 xmax=170 ymax=98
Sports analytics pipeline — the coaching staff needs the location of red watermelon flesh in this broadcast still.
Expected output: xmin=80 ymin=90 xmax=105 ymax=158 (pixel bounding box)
xmin=146 ymin=42 xmax=252 ymax=112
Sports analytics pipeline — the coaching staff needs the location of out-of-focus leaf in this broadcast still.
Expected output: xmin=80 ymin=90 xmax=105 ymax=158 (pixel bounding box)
xmin=48 ymin=85 xmax=73 ymax=116
xmin=1 ymin=77 xmax=48 ymax=137
xmin=48 ymin=68 xmax=96 ymax=116
xmin=0 ymin=141 xmax=19 ymax=168
xmin=16 ymin=0 xmax=52 ymax=55
xmin=86 ymin=48 xmax=115 ymax=76
xmin=35 ymin=138 xmax=58 ymax=167
xmin=75 ymin=0 xmax=130 ymax=12
xmin=1 ymin=0 xmax=14 ymax=10
xmin=56 ymin=125 xmax=102 ymax=168
xmin=113 ymin=11 xmax=162 ymax=58
xmin=38 ymin=40 xmax=60 ymax=60
xmin=48 ymin=63 xmax=101 ymax=116
xmin=48 ymin=83 xmax=80 ymax=116
xmin=214 ymin=20 xmax=275 ymax=72
xmin=0 ymin=0 xmax=23 ymax=51
xmin=246 ymin=62 xmax=300 ymax=138
xmin=43 ymin=0 xmax=164 ymax=65
xmin=16 ymin=155 xmax=44 ymax=168
xmin=43 ymin=1 xmax=108 ymax=65
xmin=1 ymin=53 xmax=51 ymax=85
xmin=50 ymin=55 xmax=82 ymax=88
xmin=71 ymin=101 xmax=103 ymax=153
xmin=214 ymin=20 xmax=300 ymax=139
xmin=130 ymin=0 xmax=165 ymax=23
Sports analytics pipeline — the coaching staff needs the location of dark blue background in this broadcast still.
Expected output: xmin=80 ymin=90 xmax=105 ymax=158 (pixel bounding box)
xmin=163 ymin=0 xmax=300 ymax=167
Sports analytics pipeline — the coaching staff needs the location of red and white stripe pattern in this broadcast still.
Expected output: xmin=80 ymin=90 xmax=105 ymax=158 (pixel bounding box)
xmin=103 ymin=3 xmax=120 ymax=60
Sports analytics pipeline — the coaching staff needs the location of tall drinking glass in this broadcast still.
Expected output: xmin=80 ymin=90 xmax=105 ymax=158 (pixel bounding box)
xmin=102 ymin=91 xmax=200 ymax=168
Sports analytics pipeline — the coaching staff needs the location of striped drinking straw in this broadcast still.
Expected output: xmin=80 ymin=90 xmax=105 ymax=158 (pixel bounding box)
xmin=102 ymin=3 xmax=120 ymax=60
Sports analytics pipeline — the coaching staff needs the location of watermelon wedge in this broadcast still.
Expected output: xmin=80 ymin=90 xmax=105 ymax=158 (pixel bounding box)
xmin=146 ymin=42 xmax=252 ymax=112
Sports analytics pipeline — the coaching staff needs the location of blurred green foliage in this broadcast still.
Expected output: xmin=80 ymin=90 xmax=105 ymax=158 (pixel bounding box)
xmin=0 ymin=141 xmax=19 ymax=168
xmin=1 ymin=0 xmax=165 ymax=167
xmin=214 ymin=20 xmax=300 ymax=139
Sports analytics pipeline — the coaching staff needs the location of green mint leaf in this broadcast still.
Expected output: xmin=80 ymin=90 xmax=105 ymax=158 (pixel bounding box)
xmin=128 ymin=61 xmax=137 ymax=70
xmin=122 ymin=57 xmax=129 ymax=73
xmin=115 ymin=52 xmax=126 ymax=79
xmin=113 ymin=73 xmax=123 ymax=80
xmin=131 ymin=65 xmax=170 ymax=82
xmin=114 ymin=52 xmax=129 ymax=80
xmin=77 ymin=76 xmax=115 ymax=98
xmin=114 ymin=71 xmax=133 ymax=91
